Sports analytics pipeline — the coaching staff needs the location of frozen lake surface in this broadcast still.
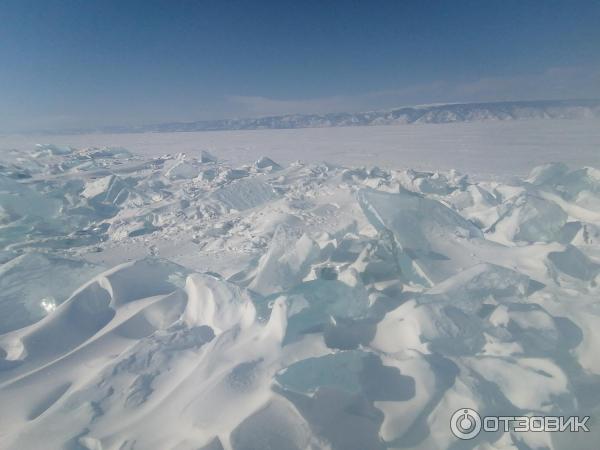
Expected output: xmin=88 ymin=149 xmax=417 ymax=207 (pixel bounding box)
xmin=2 ymin=118 xmax=600 ymax=177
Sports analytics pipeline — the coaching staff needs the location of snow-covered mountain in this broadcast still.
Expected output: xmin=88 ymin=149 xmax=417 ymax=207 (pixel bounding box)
xmin=94 ymin=99 xmax=600 ymax=134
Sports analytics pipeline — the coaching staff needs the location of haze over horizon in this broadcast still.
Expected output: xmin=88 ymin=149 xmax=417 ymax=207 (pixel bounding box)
xmin=1 ymin=0 xmax=600 ymax=133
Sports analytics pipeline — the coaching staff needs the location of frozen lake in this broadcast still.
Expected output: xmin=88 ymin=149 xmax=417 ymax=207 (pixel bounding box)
xmin=2 ymin=120 xmax=600 ymax=450
xmin=2 ymin=118 xmax=599 ymax=177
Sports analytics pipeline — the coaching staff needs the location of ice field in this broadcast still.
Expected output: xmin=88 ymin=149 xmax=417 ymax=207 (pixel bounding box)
xmin=1 ymin=120 xmax=600 ymax=449
xmin=3 ymin=118 xmax=600 ymax=176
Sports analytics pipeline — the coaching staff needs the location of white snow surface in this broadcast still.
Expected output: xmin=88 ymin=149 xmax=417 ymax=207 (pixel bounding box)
xmin=2 ymin=118 xmax=600 ymax=176
xmin=1 ymin=135 xmax=600 ymax=450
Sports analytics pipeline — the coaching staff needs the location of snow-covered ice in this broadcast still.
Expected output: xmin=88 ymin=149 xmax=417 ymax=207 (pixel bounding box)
xmin=2 ymin=118 xmax=600 ymax=176
xmin=1 ymin=128 xmax=600 ymax=449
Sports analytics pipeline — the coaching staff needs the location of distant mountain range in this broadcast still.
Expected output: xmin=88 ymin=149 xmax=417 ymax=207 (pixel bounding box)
xmin=62 ymin=99 xmax=600 ymax=134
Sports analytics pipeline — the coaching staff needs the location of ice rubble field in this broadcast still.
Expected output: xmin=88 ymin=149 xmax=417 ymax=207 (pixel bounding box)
xmin=1 ymin=142 xmax=600 ymax=450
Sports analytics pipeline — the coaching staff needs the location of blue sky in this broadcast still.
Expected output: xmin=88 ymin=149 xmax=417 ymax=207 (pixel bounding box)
xmin=1 ymin=0 xmax=599 ymax=132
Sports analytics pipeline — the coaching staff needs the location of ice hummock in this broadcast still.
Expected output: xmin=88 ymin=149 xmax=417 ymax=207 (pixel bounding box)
xmin=0 ymin=146 xmax=599 ymax=450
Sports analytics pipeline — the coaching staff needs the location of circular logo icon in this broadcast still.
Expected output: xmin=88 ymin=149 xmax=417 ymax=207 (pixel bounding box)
xmin=450 ymin=408 xmax=482 ymax=440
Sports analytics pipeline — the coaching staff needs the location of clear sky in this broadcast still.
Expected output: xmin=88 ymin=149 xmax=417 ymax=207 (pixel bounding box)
xmin=1 ymin=0 xmax=599 ymax=132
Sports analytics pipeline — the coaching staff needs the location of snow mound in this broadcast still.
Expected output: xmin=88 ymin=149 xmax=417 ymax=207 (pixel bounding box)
xmin=0 ymin=253 xmax=104 ymax=334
